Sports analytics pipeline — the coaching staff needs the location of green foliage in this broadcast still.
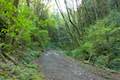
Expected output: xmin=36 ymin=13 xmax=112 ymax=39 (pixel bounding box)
xmin=64 ymin=10 xmax=120 ymax=72
xmin=13 ymin=64 xmax=44 ymax=80
xmin=1 ymin=0 xmax=120 ymax=78
xmin=0 ymin=63 xmax=44 ymax=80
xmin=0 ymin=0 xmax=56 ymax=79
xmin=72 ymin=49 xmax=89 ymax=60
xmin=108 ymin=58 xmax=120 ymax=71
xmin=95 ymin=55 xmax=109 ymax=67
xmin=0 ymin=0 xmax=52 ymax=61
xmin=66 ymin=11 xmax=120 ymax=71
xmin=20 ymin=49 xmax=41 ymax=64
xmin=38 ymin=30 xmax=50 ymax=47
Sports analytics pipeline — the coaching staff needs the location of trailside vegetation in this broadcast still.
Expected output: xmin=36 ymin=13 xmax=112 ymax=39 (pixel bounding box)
xmin=0 ymin=0 xmax=56 ymax=79
xmin=55 ymin=0 xmax=120 ymax=71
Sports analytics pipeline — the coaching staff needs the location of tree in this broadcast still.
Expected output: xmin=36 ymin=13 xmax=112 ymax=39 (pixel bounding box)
xmin=13 ymin=0 xmax=19 ymax=8
xmin=26 ymin=0 xmax=30 ymax=7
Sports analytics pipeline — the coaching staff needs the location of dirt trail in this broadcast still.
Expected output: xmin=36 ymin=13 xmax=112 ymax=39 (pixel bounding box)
xmin=35 ymin=50 xmax=119 ymax=80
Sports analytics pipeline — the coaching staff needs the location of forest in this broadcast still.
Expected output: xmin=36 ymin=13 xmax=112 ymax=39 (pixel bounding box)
xmin=0 ymin=0 xmax=120 ymax=80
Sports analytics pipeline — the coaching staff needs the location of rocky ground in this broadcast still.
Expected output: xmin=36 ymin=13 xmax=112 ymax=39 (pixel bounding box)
xmin=35 ymin=50 xmax=120 ymax=80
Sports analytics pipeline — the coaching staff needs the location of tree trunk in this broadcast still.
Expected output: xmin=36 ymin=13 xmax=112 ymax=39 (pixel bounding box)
xmin=26 ymin=0 xmax=30 ymax=7
xmin=13 ymin=0 xmax=19 ymax=8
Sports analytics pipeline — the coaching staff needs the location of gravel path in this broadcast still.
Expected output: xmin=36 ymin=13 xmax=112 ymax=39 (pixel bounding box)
xmin=35 ymin=50 xmax=115 ymax=80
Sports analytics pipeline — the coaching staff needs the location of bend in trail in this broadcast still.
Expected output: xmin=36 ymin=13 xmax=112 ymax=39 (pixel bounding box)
xmin=35 ymin=50 xmax=120 ymax=80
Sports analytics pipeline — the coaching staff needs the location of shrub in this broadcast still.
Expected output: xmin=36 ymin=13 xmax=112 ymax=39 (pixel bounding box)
xmin=0 ymin=63 xmax=44 ymax=80
xmin=108 ymin=58 xmax=120 ymax=71
xmin=95 ymin=55 xmax=109 ymax=67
